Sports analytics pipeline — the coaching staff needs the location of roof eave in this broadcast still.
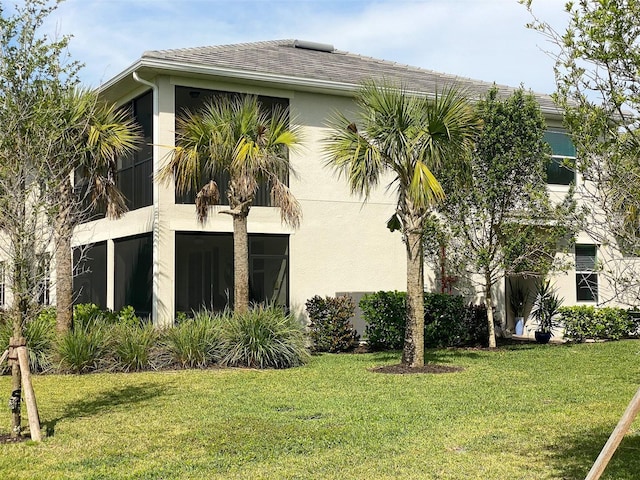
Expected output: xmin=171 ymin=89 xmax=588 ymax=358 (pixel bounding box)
xmin=99 ymin=57 xmax=363 ymax=97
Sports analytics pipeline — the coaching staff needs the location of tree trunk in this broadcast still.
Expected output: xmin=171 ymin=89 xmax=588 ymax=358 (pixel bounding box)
xmin=10 ymin=320 xmax=24 ymax=438
xmin=55 ymin=182 xmax=73 ymax=333
xmin=402 ymin=228 xmax=425 ymax=367
xmin=233 ymin=214 xmax=250 ymax=313
xmin=485 ymin=272 xmax=497 ymax=348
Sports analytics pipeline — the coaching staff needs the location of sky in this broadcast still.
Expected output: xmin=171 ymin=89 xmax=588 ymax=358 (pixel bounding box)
xmin=42 ymin=0 xmax=570 ymax=94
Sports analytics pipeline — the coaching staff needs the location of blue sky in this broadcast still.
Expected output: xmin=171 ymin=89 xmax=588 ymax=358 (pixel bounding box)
xmin=44 ymin=0 xmax=568 ymax=94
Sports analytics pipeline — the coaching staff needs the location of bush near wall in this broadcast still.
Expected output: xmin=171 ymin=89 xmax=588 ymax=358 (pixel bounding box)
xmin=305 ymin=295 xmax=360 ymax=353
xmin=360 ymin=291 xmax=406 ymax=350
xmin=361 ymin=291 xmax=489 ymax=350
xmin=560 ymin=306 xmax=636 ymax=342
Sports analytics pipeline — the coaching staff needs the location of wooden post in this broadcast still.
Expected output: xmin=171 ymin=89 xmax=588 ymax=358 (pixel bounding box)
xmin=585 ymin=385 xmax=640 ymax=480
xmin=0 ymin=349 xmax=8 ymax=366
xmin=16 ymin=346 xmax=41 ymax=442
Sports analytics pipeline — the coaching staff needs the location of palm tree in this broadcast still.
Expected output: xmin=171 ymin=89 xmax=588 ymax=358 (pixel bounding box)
xmin=52 ymin=88 xmax=141 ymax=333
xmin=324 ymin=81 xmax=480 ymax=367
xmin=158 ymin=95 xmax=302 ymax=313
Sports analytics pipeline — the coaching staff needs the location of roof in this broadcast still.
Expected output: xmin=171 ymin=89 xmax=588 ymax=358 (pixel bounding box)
xmin=105 ymin=39 xmax=559 ymax=114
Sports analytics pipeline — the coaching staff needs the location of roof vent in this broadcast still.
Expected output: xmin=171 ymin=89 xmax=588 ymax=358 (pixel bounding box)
xmin=293 ymin=40 xmax=335 ymax=53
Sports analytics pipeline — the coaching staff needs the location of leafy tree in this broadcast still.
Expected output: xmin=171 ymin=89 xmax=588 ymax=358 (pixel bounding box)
xmin=437 ymin=87 xmax=577 ymax=348
xmin=324 ymin=81 xmax=480 ymax=367
xmin=158 ymin=95 xmax=301 ymax=313
xmin=0 ymin=0 xmax=80 ymax=438
xmin=525 ymin=0 xmax=640 ymax=305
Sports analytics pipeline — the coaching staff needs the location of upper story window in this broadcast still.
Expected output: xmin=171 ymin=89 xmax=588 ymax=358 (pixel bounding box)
xmin=544 ymin=130 xmax=576 ymax=186
xmin=174 ymin=87 xmax=289 ymax=207
xmin=117 ymin=91 xmax=153 ymax=210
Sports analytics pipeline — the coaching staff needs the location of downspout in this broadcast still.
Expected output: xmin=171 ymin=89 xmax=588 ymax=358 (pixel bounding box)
xmin=132 ymin=72 xmax=160 ymax=325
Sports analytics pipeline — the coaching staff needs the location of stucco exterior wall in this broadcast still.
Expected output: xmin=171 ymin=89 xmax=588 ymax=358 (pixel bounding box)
xmin=68 ymin=74 xmax=407 ymax=326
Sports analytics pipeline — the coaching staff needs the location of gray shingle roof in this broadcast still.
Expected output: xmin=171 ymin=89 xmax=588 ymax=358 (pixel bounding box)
xmin=142 ymin=39 xmax=557 ymax=112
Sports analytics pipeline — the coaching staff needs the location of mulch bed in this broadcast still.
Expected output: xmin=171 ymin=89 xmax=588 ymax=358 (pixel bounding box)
xmin=0 ymin=433 xmax=29 ymax=444
xmin=370 ymin=364 xmax=464 ymax=375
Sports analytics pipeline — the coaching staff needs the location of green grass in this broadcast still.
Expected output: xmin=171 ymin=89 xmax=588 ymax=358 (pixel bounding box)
xmin=1 ymin=341 xmax=640 ymax=479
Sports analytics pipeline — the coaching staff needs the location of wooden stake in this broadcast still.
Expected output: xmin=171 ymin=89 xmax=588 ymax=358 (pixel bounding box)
xmin=585 ymin=385 xmax=640 ymax=480
xmin=0 ymin=349 xmax=8 ymax=366
xmin=16 ymin=346 xmax=41 ymax=442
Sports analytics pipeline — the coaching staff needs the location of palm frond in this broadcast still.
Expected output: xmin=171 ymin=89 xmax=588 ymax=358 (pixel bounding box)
xmin=270 ymin=178 xmax=302 ymax=229
xmin=195 ymin=180 xmax=220 ymax=224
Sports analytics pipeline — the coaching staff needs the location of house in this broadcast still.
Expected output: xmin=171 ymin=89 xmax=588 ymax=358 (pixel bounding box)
xmin=64 ymin=39 xmax=596 ymax=334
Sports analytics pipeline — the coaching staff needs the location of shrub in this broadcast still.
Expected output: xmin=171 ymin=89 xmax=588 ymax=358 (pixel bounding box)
xmin=107 ymin=322 xmax=159 ymax=372
xmin=220 ymin=305 xmax=310 ymax=369
xmin=116 ymin=305 xmax=143 ymax=327
xmin=361 ymin=291 xmax=406 ymax=350
xmin=460 ymin=303 xmax=490 ymax=347
xmin=561 ymin=306 xmax=634 ymax=341
xmin=0 ymin=307 xmax=57 ymax=373
xmin=73 ymin=303 xmax=115 ymax=330
xmin=25 ymin=307 xmax=57 ymax=372
xmin=424 ymin=293 xmax=467 ymax=348
xmin=305 ymin=295 xmax=359 ymax=352
xmin=55 ymin=322 xmax=108 ymax=373
xmin=361 ymin=291 xmax=489 ymax=350
xmin=160 ymin=310 xmax=223 ymax=369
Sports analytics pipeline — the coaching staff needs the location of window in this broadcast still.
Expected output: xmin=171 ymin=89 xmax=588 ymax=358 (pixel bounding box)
xmin=74 ymin=91 xmax=153 ymax=219
xmin=174 ymin=87 xmax=289 ymax=207
xmin=116 ymin=91 xmax=153 ymax=210
xmin=38 ymin=254 xmax=50 ymax=306
xmin=73 ymin=242 xmax=107 ymax=309
xmin=576 ymin=244 xmax=598 ymax=302
xmin=114 ymin=234 xmax=152 ymax=317
xmin=174 ymin=232 xmax=289 ymax=313
xmin=249 ymin=235 xmax=289 ymax=307
xmin=0 ymin=261 xmax=5 ymax=308
xmin=544 ymin=130 xmax=576 ymax=185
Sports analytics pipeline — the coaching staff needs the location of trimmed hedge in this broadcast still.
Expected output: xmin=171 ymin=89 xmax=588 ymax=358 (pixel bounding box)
xmin=361 ymin=291 xmax=489 ymax=350
xmin=560 ymin=305 xmax=636 ymax=342
xmin=360 ymin=291 xmax=405 ymax=350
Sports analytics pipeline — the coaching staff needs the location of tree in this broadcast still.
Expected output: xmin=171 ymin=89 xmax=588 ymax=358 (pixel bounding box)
xmin=50 ymin=88 xmax=141 ymax=333
xmin=525 ymin=0 xmax=640 ymax=305
xmin=324 ymin=81 xmax=480 ymax=367
xmin=158 ymin=95 xmax=302 ymax=313
xmin=0 ymin=0 xmax=80 ymax=438
xmin=437 ymin=87 xmax=577 ymax=348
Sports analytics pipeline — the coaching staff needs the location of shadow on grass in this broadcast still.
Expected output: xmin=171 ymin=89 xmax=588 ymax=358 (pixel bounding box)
xmin=549 ymin=428 xmax=640 ymax=480
xmin=366 ymin=351 xmax=402 ymax=363
xmin=43 ymin=382 xmax=171 ymax=438
xmin=426 ymin=349 xmax=483 ymax=364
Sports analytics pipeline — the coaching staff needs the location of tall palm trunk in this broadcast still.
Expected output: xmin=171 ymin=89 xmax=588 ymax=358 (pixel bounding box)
xmin=55 ymin=181 xmax=74 ymax=333
xmin=402 ymin=227 xmax=425 ymax=367
xmin=233 ymin=214 xmax=250 ymax=313
xmin=484 ymin=272 xmax=497 ymax=348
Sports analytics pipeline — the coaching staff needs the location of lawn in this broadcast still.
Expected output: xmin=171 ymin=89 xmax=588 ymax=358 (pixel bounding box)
xmin=1 ymin=341 xmax=639 ymax=479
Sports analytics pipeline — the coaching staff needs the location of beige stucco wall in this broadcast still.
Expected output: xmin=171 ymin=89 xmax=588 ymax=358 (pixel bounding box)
xmin=70 ymin=75 xmax=407 ymax=326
